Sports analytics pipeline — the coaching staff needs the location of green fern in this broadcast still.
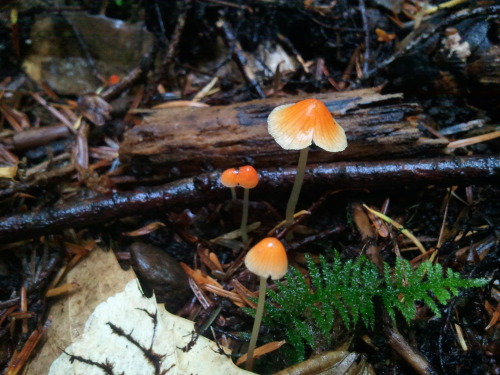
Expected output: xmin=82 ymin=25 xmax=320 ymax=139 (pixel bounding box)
xmin=261 ymin=252 xmax=488 ymax=362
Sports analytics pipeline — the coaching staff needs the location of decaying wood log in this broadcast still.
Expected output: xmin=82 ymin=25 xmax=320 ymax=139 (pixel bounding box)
xmin=1 ymin=155 xmax=497 ymax=244
xmin=120 ymin=88 xmax=448 ymax=178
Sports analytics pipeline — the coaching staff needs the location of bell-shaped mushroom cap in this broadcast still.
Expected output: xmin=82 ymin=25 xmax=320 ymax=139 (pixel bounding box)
xmin=267 ymin=98 xmax=347 ymax=152
xmin=238 ymin=165 xmax=259 ymax=189
xmin=220 ymin=168 xmax=239 ymax=187
xmin=245 ymin=237 xmax=288 ymax=280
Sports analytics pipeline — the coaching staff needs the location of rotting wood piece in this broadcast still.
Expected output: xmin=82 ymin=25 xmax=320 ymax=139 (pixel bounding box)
xmin=0 ymin=155 xmax=497 ymax=244
xmin=119 ymin=88 xmax=448 ymax=178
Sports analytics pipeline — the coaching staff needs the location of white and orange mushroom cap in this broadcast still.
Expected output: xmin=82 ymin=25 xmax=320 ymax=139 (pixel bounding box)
xmin=220 ymin=168 xmax=239 ymax=187
xmin=267 ymin=98 xmax=347 ymax=152
xmin=245 ymin=237 xmax=288 ymax=280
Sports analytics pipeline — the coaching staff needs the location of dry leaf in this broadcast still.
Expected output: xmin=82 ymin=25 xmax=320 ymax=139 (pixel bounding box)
xmin=49 ymin=280 xmax=251 ymax=374
xmin=0 ymin=165 xmax=17 ymax=179
xmin=274 ymin=350 xmax=375 ymax=375
xmin=28 ymin=248 xmax=252 ymax=375
xmin=28 ymin=248 xmax=136 ymax=374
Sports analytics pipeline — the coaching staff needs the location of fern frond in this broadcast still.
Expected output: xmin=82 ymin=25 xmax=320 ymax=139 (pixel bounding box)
xmin=263 ymin=252 xmax=488 ymax=363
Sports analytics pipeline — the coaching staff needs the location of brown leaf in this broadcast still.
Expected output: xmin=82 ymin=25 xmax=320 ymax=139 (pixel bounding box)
xmin=376 ymin=28 xmax=396 ymax=43
xmin=28 ymin=248 xmax=250 ymax=375
xmin=122 ymin=222 xmax=166 ymax=236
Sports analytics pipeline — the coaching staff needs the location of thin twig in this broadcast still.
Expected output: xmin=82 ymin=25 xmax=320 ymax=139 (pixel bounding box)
xmin=216 ymin=18 xmax=266 ymax=98
xmin=164 ymin=4 xmax=191 ymax=65
xmin=358 ymin=0 xmax=370 ymax=76
xmin=30 ymin=93 xmax=75 ymax=134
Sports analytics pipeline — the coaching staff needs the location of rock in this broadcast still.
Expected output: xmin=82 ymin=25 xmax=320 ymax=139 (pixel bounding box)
xmin=129 ymin=242 xmax=191 ymax=312
xmin=23 ymin=13 xmax=153 ymax=95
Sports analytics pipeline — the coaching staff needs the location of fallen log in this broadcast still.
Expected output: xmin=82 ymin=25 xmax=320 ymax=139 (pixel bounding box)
xmin=0 ymin=155 xmax=498 ymax=243
xmin=120 ymin=88 xmax=448 ymax=178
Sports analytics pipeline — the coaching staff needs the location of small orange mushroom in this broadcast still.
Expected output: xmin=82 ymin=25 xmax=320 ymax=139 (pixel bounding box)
xmin=219 ymin=166 xmax=260 ymax=244
xmin=238 ymin=165 xmax=259 ymax=189
xmin=268 ymin=98 xmax=347 ymax=152
xmin=244 ymin=237 xmax=287 ymax=370
xmin=244 ymin=237 xmax=288 ymax=280
xmin=267 ymin=98 xmax=347 ymax=232
xmin=108 ymin=74 xmax=120 ymax=85
xmin=220 ymin=168 xmax=239 ymax=200
xmin=220 ymin=168 xmax=239 ymax=188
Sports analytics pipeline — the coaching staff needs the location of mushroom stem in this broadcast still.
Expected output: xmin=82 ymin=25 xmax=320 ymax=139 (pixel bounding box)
xmin=240 ymin=188 xmax=250 ymax=244
xmin=246 ymin=276 xmax=267 ymax=371
xmin=230 ymin=187 xmax=237 ymax=201
xmin=285 ymin=147 xmax=309 ymax=229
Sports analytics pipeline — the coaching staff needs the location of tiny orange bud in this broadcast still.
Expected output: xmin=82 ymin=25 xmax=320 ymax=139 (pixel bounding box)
xmin=109 ymin=74 xmax=120 ymax=85
xmin=238 ymin=165 xmax=259 ymax=189
xmin=220 ymin=168 xmax=239 ymax=187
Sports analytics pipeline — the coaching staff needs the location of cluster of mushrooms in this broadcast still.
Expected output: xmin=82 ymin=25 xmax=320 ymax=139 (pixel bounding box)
xmin=220 ymin=99 xmax=347 ymax=371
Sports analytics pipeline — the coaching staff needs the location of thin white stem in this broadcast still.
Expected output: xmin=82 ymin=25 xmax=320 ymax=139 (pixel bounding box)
xmin=241 ymin=188 xmax=250 ymax=244
xmin=230 ymin=187 xmax=237 ymax=201
xmin=285 ymin=147 xmax=309 ymax=228
xmin=245 ymin=276 xmax=267 ymax=371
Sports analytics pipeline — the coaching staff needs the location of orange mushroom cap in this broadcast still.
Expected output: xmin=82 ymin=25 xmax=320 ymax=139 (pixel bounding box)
xmin=238 ymin=165 xmax=259 ymax=189
xmin=245 ymin=237 xmax=288 ymax=280
xmin=108 ymin=74 xmax=120 ymax=85
xmin=267 ymin=98 xmax=347 ymax=152
xmin=220 ymin=168 xmax=239 ymax=187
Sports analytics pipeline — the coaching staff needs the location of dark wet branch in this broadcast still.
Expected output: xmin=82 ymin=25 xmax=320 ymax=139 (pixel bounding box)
xmin=0 ymin=155 xmax=498 ymax=243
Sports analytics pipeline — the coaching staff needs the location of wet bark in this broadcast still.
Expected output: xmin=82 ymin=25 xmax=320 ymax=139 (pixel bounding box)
xmin=120 ymin=88 xmax=448 ymax=178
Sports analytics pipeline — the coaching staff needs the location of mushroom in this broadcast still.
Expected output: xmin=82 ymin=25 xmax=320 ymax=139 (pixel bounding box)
xmin=219 ymin=165 xmax=259 ymax=244
xmin=237 ymin=165 xmax=259 ymax=244
xmin=244 ymin=237 xmax=287 ymax=370
xmin=220 ymin=167 xmax=239 ymax=200
xmin=267 ymin=98 xmax=347 ymax=231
